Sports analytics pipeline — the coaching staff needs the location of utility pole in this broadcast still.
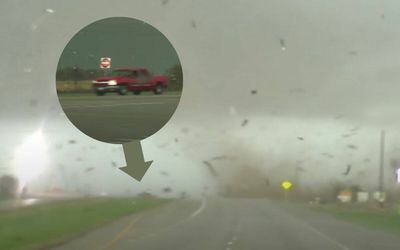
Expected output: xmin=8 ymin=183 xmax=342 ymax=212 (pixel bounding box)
xmin=378 ymin=130 xmax=385 ymax=207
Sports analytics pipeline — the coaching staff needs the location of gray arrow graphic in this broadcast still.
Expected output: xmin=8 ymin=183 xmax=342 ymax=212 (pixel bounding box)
xmin=119 ymin=140 xmax=152 ymax=181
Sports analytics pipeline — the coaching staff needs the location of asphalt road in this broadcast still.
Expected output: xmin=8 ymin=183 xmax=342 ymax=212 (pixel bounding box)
xmin=58 ymin=92 xmax=181 ymax=143
xmin=53 ymin=198 xmax=400 ymax=250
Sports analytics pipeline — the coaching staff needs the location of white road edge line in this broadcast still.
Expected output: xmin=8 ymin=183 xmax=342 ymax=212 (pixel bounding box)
xmin=302 ymin=222 xmax=351 ymax=250
xmin=277 ymin=206 xmax=351 ymax=250
xmin=190 ymin=197 xmax=207 ymax=218
xmin=127 ymin=198 xmax=209 ymax=243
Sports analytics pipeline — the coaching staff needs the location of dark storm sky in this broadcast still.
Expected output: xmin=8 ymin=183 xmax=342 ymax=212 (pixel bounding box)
xmin=57 ymin=17 xmax=180 ymax=75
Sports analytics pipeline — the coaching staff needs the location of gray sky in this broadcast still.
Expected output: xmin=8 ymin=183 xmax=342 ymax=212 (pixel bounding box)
xmin=58 ymin=17 xmax=180 ymax=75
xmin=1 ymin=0 xmax=400 ymax=197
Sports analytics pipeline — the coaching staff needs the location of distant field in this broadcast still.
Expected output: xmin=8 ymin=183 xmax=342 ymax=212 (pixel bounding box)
xmin=0 ymin=198 xmax=170 ymax=250
xmin=313 ymin=203 xmax=400 ymax=234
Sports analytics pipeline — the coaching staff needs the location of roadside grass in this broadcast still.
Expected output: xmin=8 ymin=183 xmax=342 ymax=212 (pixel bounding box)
xmin=57 ymin=91 xmax=182 ymax=97
xmin=56 ymin=80 xmax=93 ymax=92
xmin=0 ymin=198 xmax=170 ymax=250
xmin=56 ymin=81 xmax=183 ymax=93
xmin=313 ymin=203 xmax=400 ymax=234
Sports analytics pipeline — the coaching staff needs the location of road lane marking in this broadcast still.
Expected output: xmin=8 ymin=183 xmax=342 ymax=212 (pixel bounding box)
xmin=98 ymin=214 xmax=143 ymax=250
xmin=225 ymin=219 xmax=242 ymax=250
xmin=303 ymin=223 xmax=351 ymax=250
xmin=94 ymin=200 xmax=210 ymax=247
xmin=268 ymin=204 xmax=351 ymax=250
xmin=190 ymin=197 xmax=207 ymax=218
xmin=282 ymin=210 xmax=351 ymax=250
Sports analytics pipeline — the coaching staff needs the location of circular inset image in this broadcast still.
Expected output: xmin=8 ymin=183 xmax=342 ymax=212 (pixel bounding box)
xmin=56 ymin=17 xmax=183 ymax=144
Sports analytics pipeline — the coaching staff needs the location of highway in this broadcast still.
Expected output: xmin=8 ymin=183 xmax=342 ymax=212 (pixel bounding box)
xmin=58 ymin=93 xmax=181 ymax=143
xmin=53 ymin=198 xmax=400 ymax=250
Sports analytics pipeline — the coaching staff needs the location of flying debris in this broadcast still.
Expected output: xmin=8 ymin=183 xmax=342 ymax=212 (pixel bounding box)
xmin=161 ymin=0 xmax=168 ymax=5
xmin=342 ymin=164 xmax=352 ymax=176
xmin=347 ymin=144 xmax=358 ymax=150
xmin=163 ymin=187 xmax=172 ymax=193
xmin=191 ymin=20 xmax=197 ymax=28
xmin=75 ymin=157 xmax=82 ymax=162
xmin=157 ymin=142 xmax=170 ymax=148
xmin=241 ymin=119 xmax=249 ymax=127
xmin=334 ymin=115 xmax=344 ymax=119
xmin=349 ymin=126 xmax=360 ymax=132
xmin=321 ymin=153 xmax=334 ymax=158
xmin=160 ymin=171 xmax=169 ymax=176
xmin=203 ymin=160 xmax=218 ymax=177
xmin=181 ymin=127 xmax=189 ymax=134
xmin=174 ymin=138 xmax=179 ymax=143
xmin=342 ymin=133 xmax=356 ymax=138
xmin=265 ymin=178 xmax=270 ymax=186
xmin=251 ymin=89 xmax=258 ymax=95
xmin=45 ymin=8 xmax=55 ymax=14
xmin=279 ymin=38 xmax=286 ymax=51
xmin=68 ymin=139 xmax=77 ymax=144
xmin=111 ymin=161 xmax=117 ymax=167
xmin=84 ymin=167 xmax=95 ymax=173
xmin=211 ymin=155 xmax=229 ymax=160
xmin=348 ymin=51 xmax=358 ymax=55
xmin=297 ymin=137 xmax=304 ymax=141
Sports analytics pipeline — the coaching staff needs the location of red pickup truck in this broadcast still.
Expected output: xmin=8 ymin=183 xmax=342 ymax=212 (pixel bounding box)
xmin=92 ymin=68 xmax=168 ymax=96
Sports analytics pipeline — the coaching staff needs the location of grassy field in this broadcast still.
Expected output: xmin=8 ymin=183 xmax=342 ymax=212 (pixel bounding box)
xmin=56 ymin=80 xmax=92 ymax=92
xmin=0 ymin=198 xmax=170 ymax=250
xmin=313 ymin=203 xmax=400 ymax=234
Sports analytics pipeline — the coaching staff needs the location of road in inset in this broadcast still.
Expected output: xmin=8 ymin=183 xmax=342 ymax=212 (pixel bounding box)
xmin=58 ymin=93 xmax=181 ymax=143
xmin=53 ymin=198 xmax=400 ymax=250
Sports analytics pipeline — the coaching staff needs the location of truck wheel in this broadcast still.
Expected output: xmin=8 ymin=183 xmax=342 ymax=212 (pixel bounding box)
xmin=133 ymin=91 xmax=141 ymax=95
xmin=154 ymin=84 xmax=163 ymax=95
xmin=119 ymin=85 xmax=128 ymax=95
